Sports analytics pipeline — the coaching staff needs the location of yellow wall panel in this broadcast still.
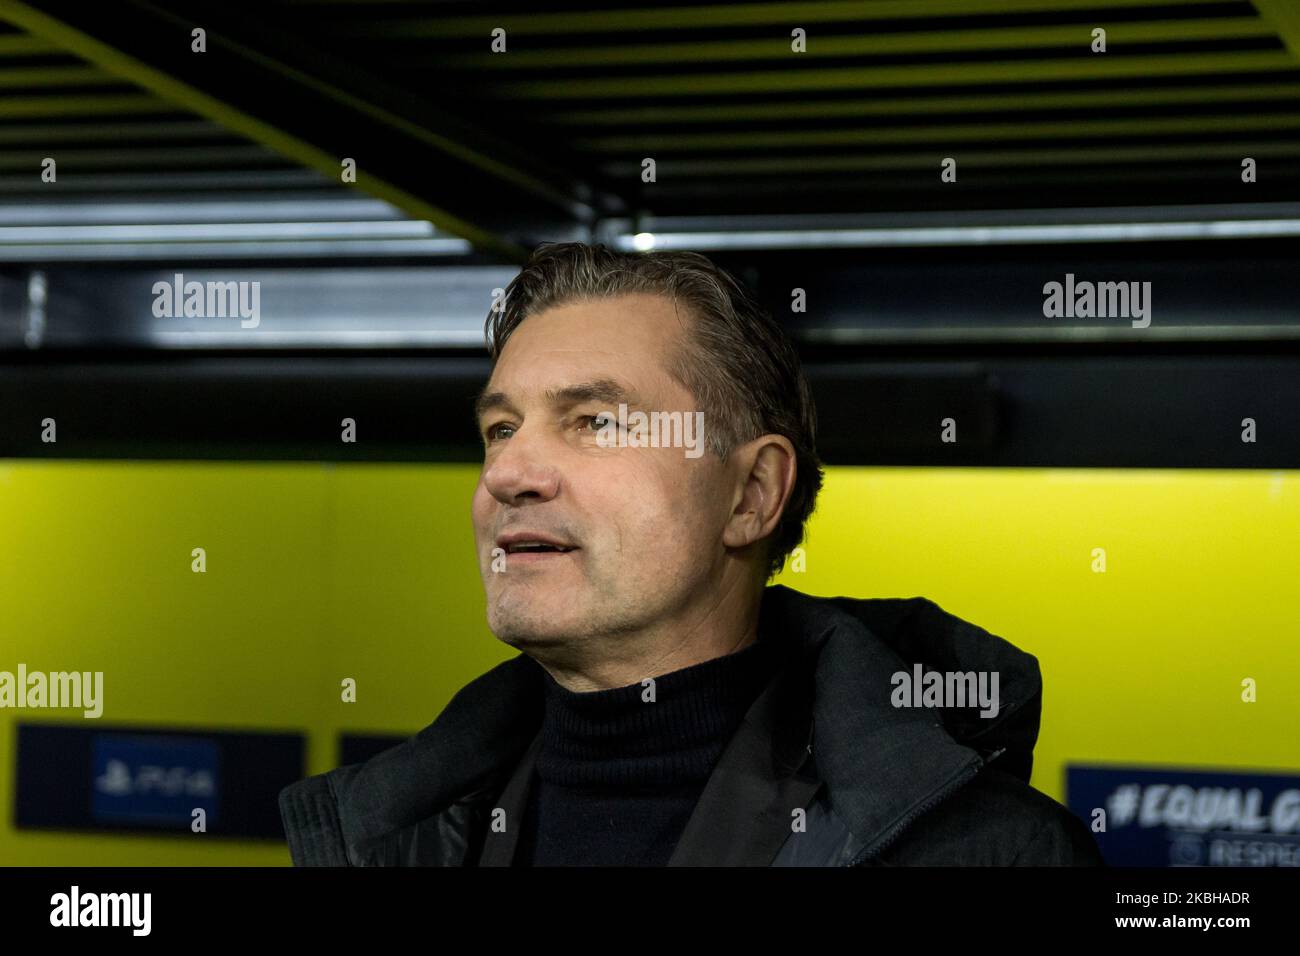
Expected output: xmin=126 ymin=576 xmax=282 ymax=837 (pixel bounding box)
xmin=1 ymin=461 xmax=1295 ymax=864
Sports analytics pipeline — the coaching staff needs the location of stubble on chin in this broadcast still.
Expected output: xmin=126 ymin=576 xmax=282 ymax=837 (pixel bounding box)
xmin=486 ymin=591 xmax=567 ymax=649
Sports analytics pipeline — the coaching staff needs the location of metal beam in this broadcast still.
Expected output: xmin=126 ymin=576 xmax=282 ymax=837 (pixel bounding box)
xmin=4 ymin=350 xmax=1299 ymax=468
xmin=431 ymin=18 xmax=1276 ymax=70
xmin=496 ymin=51 xmax=1300 ymax=98
xmin=603 ymin=141 xmax=1300 ymax=176
xmin=578 ymin=113 xmax=1300 ymax=152
xmin=0 ymin=92 xmax=175 ymax=118
xmin=1252 ymin=0 xmax=1300 ymax=59
xmin=0 ymin=0 xmax=627 ymax=260
xmin=344 ymin=0 xmax=1236 ymax=39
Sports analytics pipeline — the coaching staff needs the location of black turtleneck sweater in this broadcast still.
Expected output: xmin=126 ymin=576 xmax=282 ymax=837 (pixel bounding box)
xmin=514 ymin=633 xmax=779 ymax=866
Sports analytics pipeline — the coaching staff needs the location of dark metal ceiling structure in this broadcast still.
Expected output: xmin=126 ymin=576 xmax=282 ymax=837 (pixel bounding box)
xmin=2 ymin=1 xmax=1299 ymax=470
xmin=2 ymin=0 xmax=1300 ymax=257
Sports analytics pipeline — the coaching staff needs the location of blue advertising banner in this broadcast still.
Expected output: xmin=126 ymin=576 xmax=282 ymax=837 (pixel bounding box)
xmin=1066 ymin=764 xmax=1300 ymax=867
xmin=91 ymin=734 xmax=220 ymax=827
xmin=15 ymin=723 xmax=304 ymax=838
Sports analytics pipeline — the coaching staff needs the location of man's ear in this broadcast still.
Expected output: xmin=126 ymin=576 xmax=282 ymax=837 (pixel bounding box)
xmin=721 ymin=434 xmax=797 ymax=550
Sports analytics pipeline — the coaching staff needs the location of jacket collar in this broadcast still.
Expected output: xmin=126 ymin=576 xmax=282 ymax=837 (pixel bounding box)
xmin=752 ymin=585 xmax=1043 ymax=862
xmin=336 ymin=585 xmax=1043 ymax=866
xmin=671 ymin=586 xmax=1045 ymax=864
xmin=334 ymin=652 xmax=543 ymax=860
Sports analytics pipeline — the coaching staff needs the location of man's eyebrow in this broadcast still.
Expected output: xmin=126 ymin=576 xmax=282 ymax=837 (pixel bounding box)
xmin=473 ymin=378 xmax=640 ymax=421
xmin=474 ymin=389 xmax=515 ymax=421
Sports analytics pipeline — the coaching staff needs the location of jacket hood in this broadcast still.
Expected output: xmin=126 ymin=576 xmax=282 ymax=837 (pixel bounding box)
xmin=304 ymin=584 xmax=1045 ymax=861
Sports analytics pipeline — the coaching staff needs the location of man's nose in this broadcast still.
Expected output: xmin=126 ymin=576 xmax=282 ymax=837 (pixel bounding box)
xmin=482 ymin=427 xmax=561 ymax=504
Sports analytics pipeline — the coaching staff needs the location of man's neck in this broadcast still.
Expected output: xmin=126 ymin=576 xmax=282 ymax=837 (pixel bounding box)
xmin=532 ymin=573 xmax=764 ymax=691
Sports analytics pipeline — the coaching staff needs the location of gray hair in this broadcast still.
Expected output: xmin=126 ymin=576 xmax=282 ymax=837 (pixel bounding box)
xmin=483 ymin=241 xmax=822 ymax=581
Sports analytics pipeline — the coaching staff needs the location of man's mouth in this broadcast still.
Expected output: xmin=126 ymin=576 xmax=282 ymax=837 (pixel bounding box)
xmin=505 ymin=542 xmax=576 ymax=554
xmin=495 ymin=533 xmax=580 ymax=559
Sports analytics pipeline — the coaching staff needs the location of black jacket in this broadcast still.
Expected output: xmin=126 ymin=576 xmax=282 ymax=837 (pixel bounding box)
xmin=278 ymin=585 xmax=1105 ymax=866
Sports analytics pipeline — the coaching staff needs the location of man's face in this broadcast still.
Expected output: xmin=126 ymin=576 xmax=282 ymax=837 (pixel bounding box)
xmin=471 ymin=293 xmax=734 ymax=658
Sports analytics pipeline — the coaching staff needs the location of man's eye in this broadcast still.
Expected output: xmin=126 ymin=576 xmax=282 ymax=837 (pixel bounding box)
xmin=579 ymin=414 xmax=615 ymax=431
xmin=485 ymin=423 xmax=515 ymax=441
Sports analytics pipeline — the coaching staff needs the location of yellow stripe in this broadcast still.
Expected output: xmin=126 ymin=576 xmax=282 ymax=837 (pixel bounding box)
xmin=549 ymin=83 xmax=1300 ymax=125
xmin=499 ymin=51 xmax=1300 ymax=98
xmin=1251 ymin=0 xmax=1300 ymax=58
xmin=0 ymin=31 xmax=55 ymax=54
xmin=0 ymin=146 xmax=275 ymax=170
xmin=579 ymin=113 xmax=1300 ymax=152
xmin=0 ymin=64 xmax=113 ymax=86
xmin=440 ymin=18 xmax=1275 ymax=69
xmin=0 ymin=121 xmax=227 ymax=144
xmin=609 ymin=140 xmax=1300 ymax=175
xmin=348 ymin=0 xmax=1235 ymax=38
xmin=0 ymin=0 xmax=529 ymax=259
xmin=0 ymin=92 xmax=168 ymax=117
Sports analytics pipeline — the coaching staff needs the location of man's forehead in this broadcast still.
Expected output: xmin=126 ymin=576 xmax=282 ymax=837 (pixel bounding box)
xmin=475 ymin=376 xmax=646 ymax=418
xmin=481 ymin=295 xmax=694 ymax=409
